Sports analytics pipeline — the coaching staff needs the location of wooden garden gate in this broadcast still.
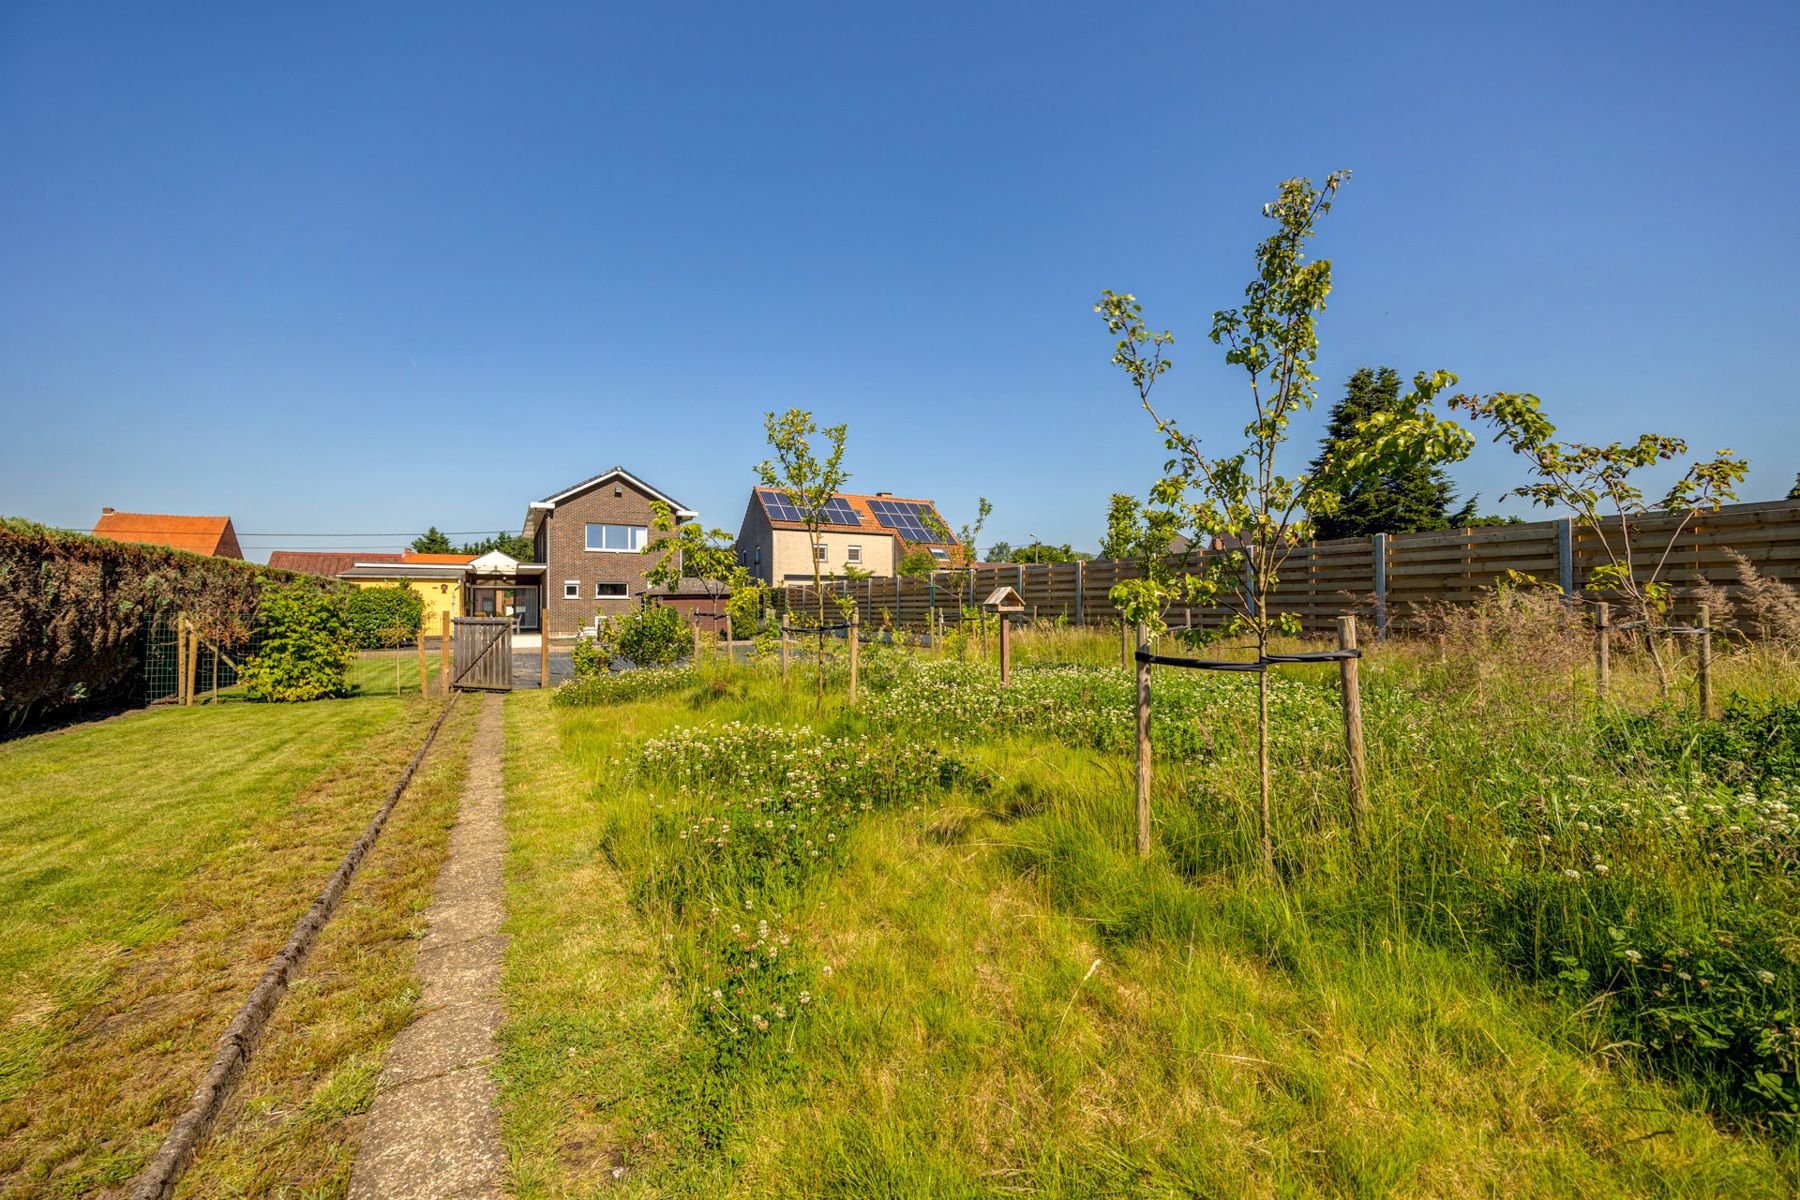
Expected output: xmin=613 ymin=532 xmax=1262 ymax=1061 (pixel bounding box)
xmin=450 ymin=617 xmax=513 ymax=691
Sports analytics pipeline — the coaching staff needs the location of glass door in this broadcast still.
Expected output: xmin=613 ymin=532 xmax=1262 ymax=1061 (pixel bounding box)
xmin=472 ymin=585 xmax=540 ymax=631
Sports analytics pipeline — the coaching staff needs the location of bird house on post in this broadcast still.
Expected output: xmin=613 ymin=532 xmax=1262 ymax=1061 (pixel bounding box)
xmin=984 ymin=586 xmax=1027 ymax=686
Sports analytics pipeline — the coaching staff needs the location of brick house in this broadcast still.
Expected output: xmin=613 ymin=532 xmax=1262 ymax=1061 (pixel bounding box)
xmin=524 ymin=466 xmax=697 ymax=636
xmin=734 ymin=488 xmax=961 ymax=585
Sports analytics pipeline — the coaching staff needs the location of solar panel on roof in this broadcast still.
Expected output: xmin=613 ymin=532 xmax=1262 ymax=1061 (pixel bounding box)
xmin=761 ymin=489 xmax=862 ymax=527
xmin=758 ymin=488 xmax=804 ymax=523
xmin=867 ymin=498 xmax=949 ymax=543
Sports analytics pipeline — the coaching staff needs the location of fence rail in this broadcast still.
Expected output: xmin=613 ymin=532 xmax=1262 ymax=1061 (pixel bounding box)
xmin=775 ymin=498 xmax=1800 ymax=637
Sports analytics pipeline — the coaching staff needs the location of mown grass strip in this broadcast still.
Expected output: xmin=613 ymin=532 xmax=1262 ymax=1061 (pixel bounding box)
xmin=124 ymin=696 xmax=460 ymax=1200
xmin=0 ymin=695 xmax=473 ymax=1197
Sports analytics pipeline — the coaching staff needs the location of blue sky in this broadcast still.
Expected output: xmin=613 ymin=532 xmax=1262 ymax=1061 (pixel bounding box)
xmin=3 ymin=2 xmax=1796 ymax=561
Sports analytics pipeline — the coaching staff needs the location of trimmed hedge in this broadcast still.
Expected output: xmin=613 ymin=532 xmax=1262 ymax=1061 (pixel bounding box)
xmin=0 ymin=517 xmax=309 ymax=725
xmin=346 ymin=583 xmax=425 ymax=648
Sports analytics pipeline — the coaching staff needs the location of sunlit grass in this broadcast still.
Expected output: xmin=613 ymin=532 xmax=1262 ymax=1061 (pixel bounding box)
xmin=0 ymin=693 xmax=474 ymax=1197
xmin=501 ymin=636 xmax=1800 ymax=1196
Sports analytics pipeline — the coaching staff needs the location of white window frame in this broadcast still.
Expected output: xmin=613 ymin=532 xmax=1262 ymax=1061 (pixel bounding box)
xmin=595 ymin=581 xmax=629 ymax=598
xmin=846 ymin=544 xmax=862 ymax=564
xmin=814 ymin=543 xmax=829 ymax=563
xmin=585 ymin=523 xmax=648 ymax=553
xmin=563 ymin=580 xmax=580 ymax=599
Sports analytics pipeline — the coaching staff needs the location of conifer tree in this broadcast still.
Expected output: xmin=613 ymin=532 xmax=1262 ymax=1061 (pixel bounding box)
xmin=409 ymin=526 xmax=454 ymax=554
xmin=1307 ymin=367 xmax=1472 ymax=539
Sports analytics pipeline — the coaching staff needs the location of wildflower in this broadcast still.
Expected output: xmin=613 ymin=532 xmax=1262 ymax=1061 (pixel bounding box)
xmin=1562 ymin=868 xmax=1581 ymax=880
xmin=799 ymin=990 xmax=812 ymax=1005
xmin=1757 ymin=970 xmax=1776 ymax=985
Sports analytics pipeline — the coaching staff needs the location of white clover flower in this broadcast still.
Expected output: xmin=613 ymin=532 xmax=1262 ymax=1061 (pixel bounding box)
xmin=1624 ymin=949 xmax=1643 ymax=963
xmin=1757 ymin=969 xmax=1776 ymax=985
xmin=1563 ymin=868 xmax=1581 ymax=880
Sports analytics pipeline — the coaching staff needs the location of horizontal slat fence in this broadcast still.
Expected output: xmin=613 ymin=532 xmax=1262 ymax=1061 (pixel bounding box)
xmin=774 ymin=499 xmax=1800 ymax=638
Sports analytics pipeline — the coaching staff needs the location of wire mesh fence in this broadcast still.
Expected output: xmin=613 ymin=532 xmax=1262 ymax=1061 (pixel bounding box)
xmin=141 ymin=611 xmax=443 ymax=705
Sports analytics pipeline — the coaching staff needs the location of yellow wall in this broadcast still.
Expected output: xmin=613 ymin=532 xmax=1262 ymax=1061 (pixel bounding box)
xmin=351 ymin=578 xmax=463 ymax=636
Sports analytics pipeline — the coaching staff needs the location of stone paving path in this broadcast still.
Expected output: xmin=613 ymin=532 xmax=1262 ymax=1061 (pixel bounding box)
xmin=349 ymin=693 xmax=507 ymax=1199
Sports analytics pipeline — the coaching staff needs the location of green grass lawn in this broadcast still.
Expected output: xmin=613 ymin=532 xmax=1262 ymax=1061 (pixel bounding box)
xmin=0 ymin=691 xmax=475 ymax=1198
xmin=499 ymin=635 xmax=1800 ymax=1198
xmin=178 ymin=648 xmax=444 ymax=704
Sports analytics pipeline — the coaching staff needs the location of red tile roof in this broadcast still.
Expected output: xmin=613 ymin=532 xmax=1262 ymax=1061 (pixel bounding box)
xmin=268 ymin=550 xmax=405 ymax=576
xmin=91 ymin=510 xmax=243 ymax=559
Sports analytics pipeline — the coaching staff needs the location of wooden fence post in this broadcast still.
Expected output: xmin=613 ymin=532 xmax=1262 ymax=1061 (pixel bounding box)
xmin=780 ymin=621 xmax=790 ymax=685
xmin=693 ymin=619 xmax=702 ymax=663
xmin=1135 ymin=621 xmax=1151 ymax=860
xmin=1337 ymin=616 xmax=1367 ymax=834
xmin=185 ymin=624 xmax=199 ymax=707
xmin=175 ymin=617 xmax=188 ymax=706
xmin=209 ymin=644 xmax=219 ymax=705
xmin=440 ymin=612 xmax=452 ymax=695
xmin=540 ymin=621 xmax=550 ymax=689
xmin=1697 ymin=601 xmax=1713 ymax=719
xmin=1121 ymin=619 xmax=1131 ymax=671
xmin=417 ymin=624 xmax=427 ymax=695
xmin=999 ymin=613 xmax=1012 ymax=687
xmin=1074 ymin=559 xmax=1085 ymax=626
xmin=1594 ymin=601 xmax=1610 ymax=701
xmin=848 ymin=608 xmax=860 ymax=705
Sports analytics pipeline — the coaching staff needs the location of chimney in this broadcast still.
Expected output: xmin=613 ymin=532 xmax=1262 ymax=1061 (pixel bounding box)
xmin=874 ymin=491 xmax=892 ymax=497
xmin=101 ymin=507 xmax=114 ymax=515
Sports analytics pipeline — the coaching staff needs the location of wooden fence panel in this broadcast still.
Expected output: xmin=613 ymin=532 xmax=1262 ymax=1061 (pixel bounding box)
xmin=764 ymin=500 xmax=1800 ymax=640
xmin=450 ymin=617 xmax=512 ymax=691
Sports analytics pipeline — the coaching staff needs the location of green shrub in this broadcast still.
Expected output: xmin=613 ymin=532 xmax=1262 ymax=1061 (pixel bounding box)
xmin=553 ymin=664 xmax=697 ymax=706
xmin=727 ymin=584 xmax=765 ymax=639
xmin=570 ymin=617 xmax=621 ymax=679
xmin=345 ymin=584 xmax=423 ymax=649
xmin=1605 ymin=696 xmax=1800 ymax=789
xmin=617 ymin=602 xmax=688 ymax=666
xmin=239 ymin=582 xmax=356 ymax=702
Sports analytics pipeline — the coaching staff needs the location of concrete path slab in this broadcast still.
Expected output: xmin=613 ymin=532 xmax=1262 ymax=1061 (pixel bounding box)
xmin=350 ymin=692 xmax=508 ymax=1199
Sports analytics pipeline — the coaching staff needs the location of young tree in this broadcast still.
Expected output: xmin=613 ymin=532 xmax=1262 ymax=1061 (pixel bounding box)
xmin=410 ymin=526 xmax=453 ymax=554
xmin=897 ymin=548 xmax=939 ymax=578
xmin=757 ymin=409 xmax=850 ymax=706
xmin=983 ymin=541 xmax=1013 ymax=563
xmin=1097 ymin=172 xmax=1472 ymax=874
xmin=1308 ymin=367 xmax=1474 ymax=539
xmin=1788 ymin=473 xmax=1800 ymax=501
xmin=1449 ymin=393 xmax=1746 ymax=693
xmin=922 ymin=497 xmax=990 ymax=610
xmin=639 ymin=501 xmax=747 ymax=641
